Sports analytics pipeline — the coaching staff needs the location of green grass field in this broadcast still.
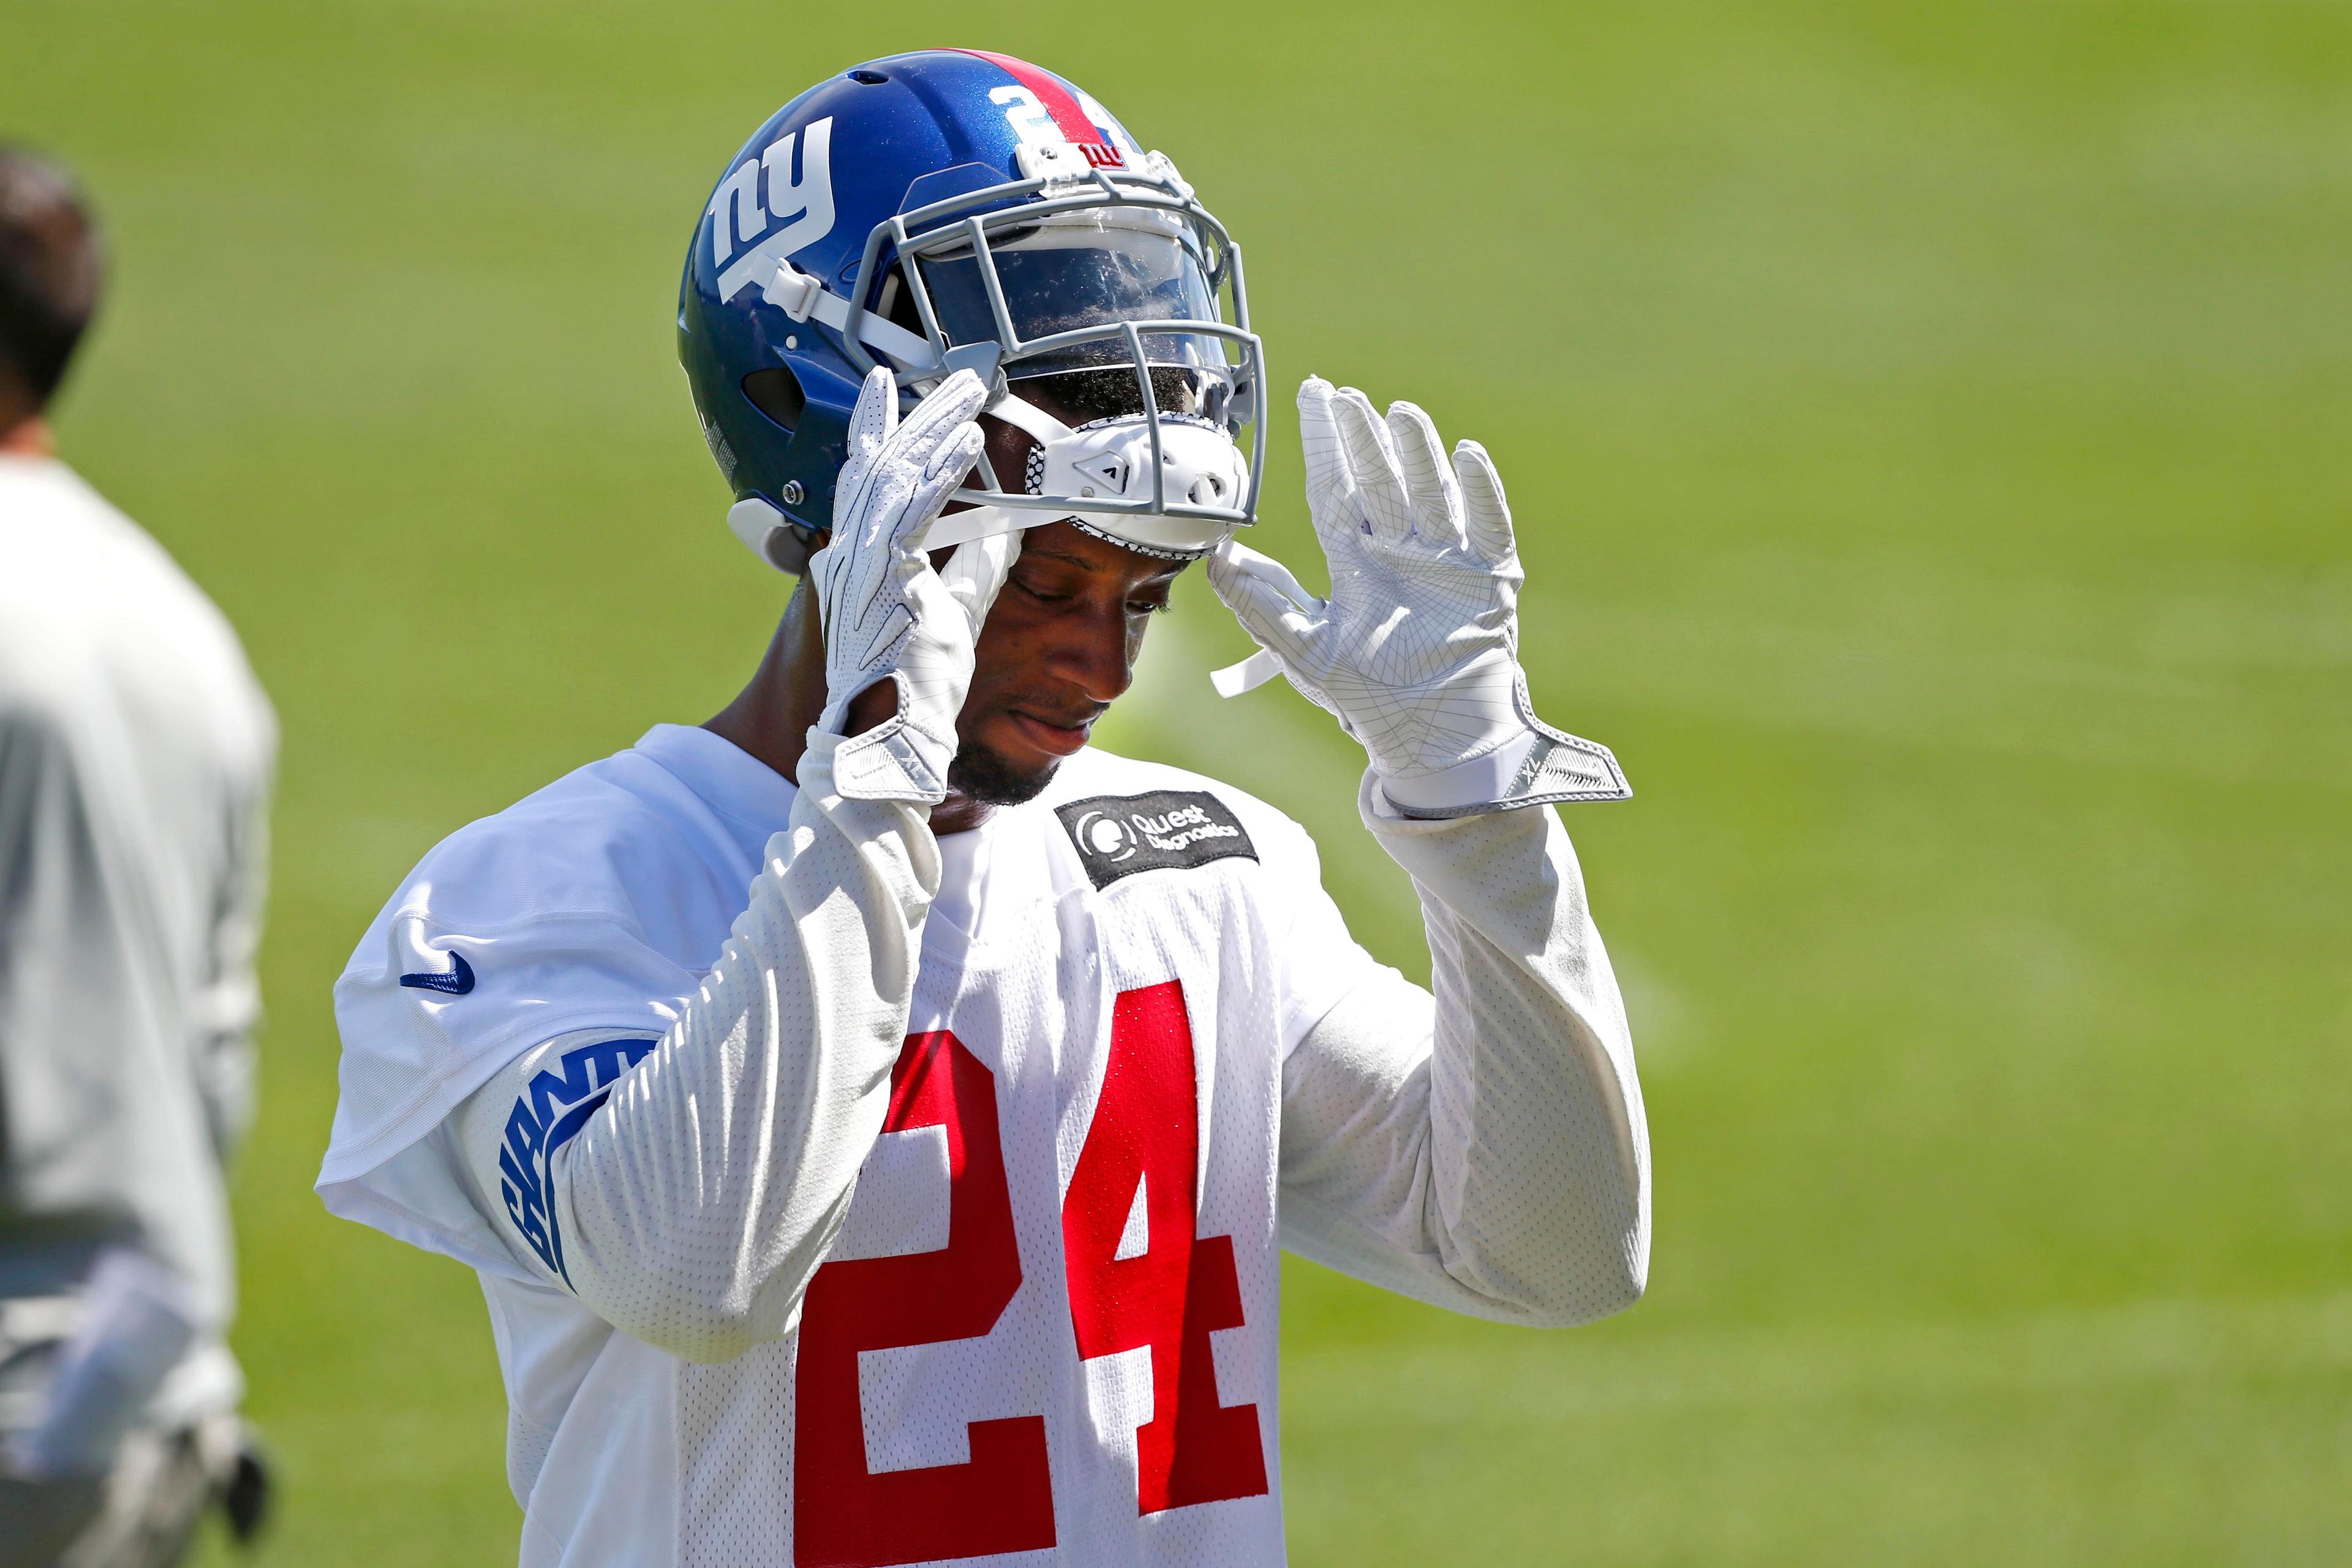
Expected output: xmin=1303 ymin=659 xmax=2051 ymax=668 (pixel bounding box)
xmin=9 ymin=1 xmax=2350 ymax=1561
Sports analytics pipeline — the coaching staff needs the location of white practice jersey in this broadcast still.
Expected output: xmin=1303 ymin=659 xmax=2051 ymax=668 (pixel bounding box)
xmin=321 ymin=722 xmax=1648 ymax=1568
xmin=0 ymin=456 xmax=275 ymax=1417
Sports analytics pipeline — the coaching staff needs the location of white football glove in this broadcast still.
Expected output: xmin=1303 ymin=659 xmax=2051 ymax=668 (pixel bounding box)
xmin=812 ymin=366 xmax=1014 ymax=804
xmin=1208 ymin=377 xmax=1629 ymax=818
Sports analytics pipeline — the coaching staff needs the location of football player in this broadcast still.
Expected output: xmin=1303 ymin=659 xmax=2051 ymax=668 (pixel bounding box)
xmin=319 ymin=50 xmax=1648 ymax=1567
xmin=0 ymin=147 xmax=276 ymax=1565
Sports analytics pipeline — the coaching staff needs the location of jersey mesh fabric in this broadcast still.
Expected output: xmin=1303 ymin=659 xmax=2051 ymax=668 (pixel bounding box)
xmin=1275 ymin=772 xmax=1648 ymax=1324
xmin=453 ymin=757 xmax=1343 ymax=1565
xmin=331 ymin=725 xmax=1649 ymax=1566
xmin=542 ymin=730 xmax=933 ymax=1360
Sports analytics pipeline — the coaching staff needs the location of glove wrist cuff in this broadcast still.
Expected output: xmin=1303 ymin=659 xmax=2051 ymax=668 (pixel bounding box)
xmin=826 ymin=707 xmax=954 ymax=804
xmin=1372 ymin=723 xmax=1632 ymax=820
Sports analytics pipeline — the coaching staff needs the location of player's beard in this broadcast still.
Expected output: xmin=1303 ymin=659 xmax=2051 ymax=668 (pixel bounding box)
xmin=947 ymin=736 xmax=1059 ymax=807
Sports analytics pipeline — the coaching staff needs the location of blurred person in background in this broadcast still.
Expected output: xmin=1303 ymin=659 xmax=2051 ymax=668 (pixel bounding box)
xmin=0 ymin=146 xmax=274 ymax=1566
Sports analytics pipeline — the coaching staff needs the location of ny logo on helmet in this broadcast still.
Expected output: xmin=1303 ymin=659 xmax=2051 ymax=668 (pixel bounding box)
xmin=707 ymin=116 xmax=836 ymax=298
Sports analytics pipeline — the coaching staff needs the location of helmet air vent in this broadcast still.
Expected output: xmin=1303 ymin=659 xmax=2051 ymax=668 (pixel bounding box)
xmin=848 ymin=69 xmax=889 ymax=85
xmin=741 ymin=366 xmax=806 ymax=435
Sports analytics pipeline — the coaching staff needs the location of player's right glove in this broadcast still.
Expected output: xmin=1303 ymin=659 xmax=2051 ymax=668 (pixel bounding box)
xmin=1208 ymin=376 xmax=1629 ymax=818
xmin=811 ymin=366 xmax=1011 ymax=804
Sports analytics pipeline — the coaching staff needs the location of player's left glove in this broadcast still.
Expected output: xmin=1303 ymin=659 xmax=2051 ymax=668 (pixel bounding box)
xmin=812 ymin=365 xmax=1010 ymax=804
xmin=1208 ymin=377 xmax=1629 ymax=818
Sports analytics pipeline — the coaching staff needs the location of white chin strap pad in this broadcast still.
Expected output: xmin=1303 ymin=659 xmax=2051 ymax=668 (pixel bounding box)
xmin=924 ymin=392 xmax=1250 ymax=560
xmin=1042 ymin=415 xmax=1246 ymax=535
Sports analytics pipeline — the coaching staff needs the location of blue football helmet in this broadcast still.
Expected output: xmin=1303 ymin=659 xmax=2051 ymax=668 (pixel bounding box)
xmin=678 ymin=49 xmax=1265 ymax=574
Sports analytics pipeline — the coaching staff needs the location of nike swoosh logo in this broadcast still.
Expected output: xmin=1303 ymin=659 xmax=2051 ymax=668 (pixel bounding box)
xmin=399 ymin=951 xmax=476 ymax=995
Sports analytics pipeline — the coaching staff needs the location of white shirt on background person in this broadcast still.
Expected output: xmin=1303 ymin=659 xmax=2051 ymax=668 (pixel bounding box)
xmin=0 ymin=453 xmax=275 ymax=1430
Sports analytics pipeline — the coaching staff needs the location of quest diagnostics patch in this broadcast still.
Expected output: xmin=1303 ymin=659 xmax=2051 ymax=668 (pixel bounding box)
xmin=1056 ymin=790 xmax=1257 ymax=891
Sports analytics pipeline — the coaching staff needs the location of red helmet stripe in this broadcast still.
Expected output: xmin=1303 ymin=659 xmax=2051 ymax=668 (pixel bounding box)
xmin=957 ymin=49 xmax=1107 ymax=149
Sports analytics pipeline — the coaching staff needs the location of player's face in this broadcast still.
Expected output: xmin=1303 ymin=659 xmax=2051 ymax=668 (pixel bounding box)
xmin=947 ymin=519 xmax=1186 ymax=805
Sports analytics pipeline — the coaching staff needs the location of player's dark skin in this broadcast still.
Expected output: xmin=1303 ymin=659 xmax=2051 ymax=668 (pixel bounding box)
xmin=707 ymin=409 xmax=1189 ymax=835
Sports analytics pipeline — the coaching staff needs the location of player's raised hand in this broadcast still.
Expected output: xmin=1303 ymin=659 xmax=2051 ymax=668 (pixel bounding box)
xmin=812 ymin=366 xmax=1013 ymax=804
xmin=1208 ymin=377 xmax=1629 ymax=816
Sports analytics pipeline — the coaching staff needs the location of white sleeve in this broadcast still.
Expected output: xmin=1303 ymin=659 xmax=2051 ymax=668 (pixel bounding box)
xmin=444 ymin=729 xmax=937 ymax=1363
xmin=1276 ymin=775 xmax=1650 ymax=1327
